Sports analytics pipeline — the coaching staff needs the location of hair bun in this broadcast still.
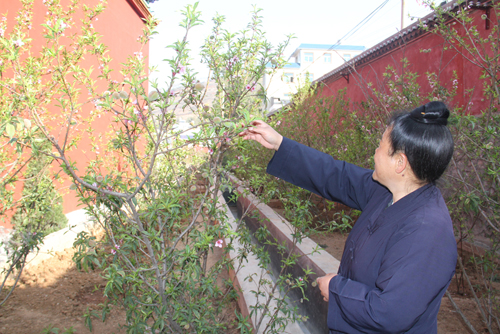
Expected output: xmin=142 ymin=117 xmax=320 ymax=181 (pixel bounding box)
xmin=410 ymin=101 xmax=449 ymax=125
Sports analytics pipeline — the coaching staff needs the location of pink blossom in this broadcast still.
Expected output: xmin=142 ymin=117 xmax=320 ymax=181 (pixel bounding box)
xmin=215 ymin=239 xmax=223 ymax=248
xmin=179 ymin=65 xmax=186 ymax=74
xmin=111 ymin=249 xmax=116 ymax=254
xmin=134 ymin=52 xmax=143 ymax=60
xmin=246 ymin=85 xmax=251 ymax=90
xmin=114 ymin=244 xmax=120 ymax=250
xmin=13 ymin=39 xmax=24 ymax=47
xmin=208 ymin=148 xmax=214 ymax=155
xmin=276 ymin=121 xmax=281 ymax=126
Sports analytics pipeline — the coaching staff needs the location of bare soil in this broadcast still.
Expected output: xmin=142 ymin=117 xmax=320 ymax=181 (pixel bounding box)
xmin=0 ymin=248 xmax=125 ymax=334
xmin=0 ymin=245 xmax=240 ymax=334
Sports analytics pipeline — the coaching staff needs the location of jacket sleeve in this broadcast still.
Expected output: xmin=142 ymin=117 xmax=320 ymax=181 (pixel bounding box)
xmin=327 ymin=213 xmax=457 ymax=333
xmin=267 ymin=137 xmax=379 ymax=211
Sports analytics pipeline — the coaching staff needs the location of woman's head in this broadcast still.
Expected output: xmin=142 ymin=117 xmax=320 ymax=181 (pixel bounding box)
xmin=387 ymin=101 xmax=454 ymax=184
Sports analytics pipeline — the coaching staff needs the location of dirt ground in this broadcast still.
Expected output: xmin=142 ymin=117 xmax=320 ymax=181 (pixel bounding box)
xmin=0 ymin=248 xmax=126 ymax=334
xmin=0 ymin=245 xmax=240 ymax=334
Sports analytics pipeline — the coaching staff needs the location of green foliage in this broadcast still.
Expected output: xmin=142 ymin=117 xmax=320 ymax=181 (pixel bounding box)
xmin=41 ymin=324 xmax=76 ymax=334
xmin=11 ymin=140 xmax=67 ymax=237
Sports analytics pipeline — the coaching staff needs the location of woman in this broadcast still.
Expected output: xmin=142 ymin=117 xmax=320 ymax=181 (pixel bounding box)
xmin=239 ymin=101 xmax=457 ymax=333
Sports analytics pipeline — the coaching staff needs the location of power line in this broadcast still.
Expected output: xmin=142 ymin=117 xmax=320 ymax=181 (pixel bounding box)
xmin=267 ymin=0 xmax=390 ymax=101
xmin=298 ymin=0 xmax=390 ymax=76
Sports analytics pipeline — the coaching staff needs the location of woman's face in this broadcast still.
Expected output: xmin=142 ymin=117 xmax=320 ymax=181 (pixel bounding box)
xmin=372 ymin=128 xmax=396 ymax=186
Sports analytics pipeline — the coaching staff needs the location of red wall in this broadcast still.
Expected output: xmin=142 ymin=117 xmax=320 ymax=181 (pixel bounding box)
xmin=1 ymin=0 xmax=150 ymax=228
xmin=319 ymin=7 xmax=494 ymax=115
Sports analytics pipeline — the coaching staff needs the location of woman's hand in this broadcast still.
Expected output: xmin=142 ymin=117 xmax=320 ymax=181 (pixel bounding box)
xmin=317 ymin=273 xmax=337 ymax=302
xmin=238 ymin=120 xmax=283 ymax=151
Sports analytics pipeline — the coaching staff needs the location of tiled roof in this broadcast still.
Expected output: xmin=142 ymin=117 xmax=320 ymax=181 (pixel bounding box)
xmin=315 ymin=0 xmax=492 ymax=84
xmin=127 ymin=0 xmax=152 ymax=20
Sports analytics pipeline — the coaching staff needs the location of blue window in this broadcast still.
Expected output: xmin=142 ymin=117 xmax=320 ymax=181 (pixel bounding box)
xmin=324 ymin=53 xmax=331 ymax=63
xmin=283 ymin=73 xmax=294 ymax=83
xmin=343 ymin=54 xmax=351 ymax=61
xmin=304 ymin=52 xmax=313 ymax=62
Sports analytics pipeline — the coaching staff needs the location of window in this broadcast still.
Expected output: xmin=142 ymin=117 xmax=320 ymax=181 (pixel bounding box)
xmin=324 ymin=53 xmax=331 ymax=63
xmin=304 ymin=52 xmax=313 ymax=62
xmin=343 ymin=54 xmax=351 ymax=61
xmin=305 ymin=73 xmax=314 ymax=82
xmin=283 ymin=73 xmax=294 ymax=83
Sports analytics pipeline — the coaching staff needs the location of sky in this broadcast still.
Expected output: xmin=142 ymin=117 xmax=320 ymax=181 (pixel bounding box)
xmin=147 ymin=0 xmax=433 ymax=88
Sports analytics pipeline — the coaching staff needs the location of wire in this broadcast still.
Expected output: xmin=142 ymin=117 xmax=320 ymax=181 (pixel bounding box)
xmin=297 ymin=0 xmax=390 ymax=76
xmin=267 ymin=0 xmax=391 ymax=103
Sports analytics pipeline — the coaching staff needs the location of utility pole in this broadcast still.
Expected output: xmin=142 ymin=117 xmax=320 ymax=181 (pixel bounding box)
xmin=401 ymin=0 xmax=405 ymax=30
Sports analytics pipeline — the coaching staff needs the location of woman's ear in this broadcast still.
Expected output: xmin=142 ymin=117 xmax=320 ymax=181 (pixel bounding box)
xmin=395 ymin=152 xmax=408 ymax=174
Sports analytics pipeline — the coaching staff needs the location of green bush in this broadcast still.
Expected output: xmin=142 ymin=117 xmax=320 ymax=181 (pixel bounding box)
xmin=11 ymin=140 xmax=67 ymax=237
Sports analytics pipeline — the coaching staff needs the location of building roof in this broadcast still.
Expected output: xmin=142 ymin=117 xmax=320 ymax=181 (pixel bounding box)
xmin=315 ymin=0 xmax=491 ymax=84
xmin=266 ymin=62 xmax=301 ymax=68
xmin=290 ymin=43 xmax=365 ymax=60
xmin=284 ymin=63 xmax=301 ymax=69
xmin=127 ymin=0 xmax=152 ymax=20
xmin=297 ymin=43 xmax=366 ymax=51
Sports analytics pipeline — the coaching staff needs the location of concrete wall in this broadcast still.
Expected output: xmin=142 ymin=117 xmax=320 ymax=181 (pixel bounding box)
xmin=228 ymin=175 xmax=340 ymax=334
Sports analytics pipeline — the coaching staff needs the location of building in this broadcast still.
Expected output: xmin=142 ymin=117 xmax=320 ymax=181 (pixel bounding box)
xmin=315 ymin=1 xmax=491 ymax=115
xmin=263 ymin=44 xmax=365 ymax=111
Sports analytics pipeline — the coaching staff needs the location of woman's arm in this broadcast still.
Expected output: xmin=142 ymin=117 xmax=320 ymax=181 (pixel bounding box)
xmin=240 ymin=121 xmax=380 ymax=211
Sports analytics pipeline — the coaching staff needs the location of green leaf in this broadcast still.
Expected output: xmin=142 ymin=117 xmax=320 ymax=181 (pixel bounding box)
xmin=6 ymin=123 xmax=15 ymax=138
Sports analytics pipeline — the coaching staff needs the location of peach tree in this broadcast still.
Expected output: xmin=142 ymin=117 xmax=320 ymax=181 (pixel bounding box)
xmin=0 ymin=0 xmax=312 ymax=332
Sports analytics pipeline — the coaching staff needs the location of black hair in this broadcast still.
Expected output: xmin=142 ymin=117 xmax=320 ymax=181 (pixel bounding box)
xmin=389 ymin=101 xmax=454 ymax=184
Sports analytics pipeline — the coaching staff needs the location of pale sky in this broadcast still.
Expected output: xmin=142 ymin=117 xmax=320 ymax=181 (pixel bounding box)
xmin=147 ymin=0 xmax=432 ymax=88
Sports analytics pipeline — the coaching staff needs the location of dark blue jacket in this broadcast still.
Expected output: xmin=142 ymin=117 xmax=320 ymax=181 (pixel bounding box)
xmin=267 ymin=137 xmax=457 ymax=334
